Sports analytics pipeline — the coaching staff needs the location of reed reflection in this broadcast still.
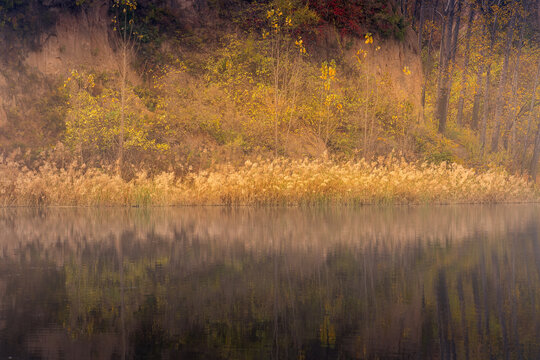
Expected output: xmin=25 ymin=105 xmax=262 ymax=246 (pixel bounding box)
xmin=0 ymin=205 xmax=539 ymax=359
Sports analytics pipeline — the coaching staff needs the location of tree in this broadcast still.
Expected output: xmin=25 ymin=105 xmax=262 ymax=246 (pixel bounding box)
xmin=435 ymin=0 xmax=456 ymax=134
xmin=502 ymin=19 xmax=525 ymax=151
xmin=530 ymin=113 xmax=540 ymax=181
xmin=264 ymin=0 xmax=317 ymax=156
xmin=64 ymin=71 xmax=99 ymax=162
xmin=526 ymin=60 xmax=540 ymax=177
xmin=444 ymin=0 xmax=463 ymax=124
xmin=421 ymin=0 xmax=440 ymax=116
xmin=112 ymin=0 xmax=138 ymax=174
xmin=470 ymin=60 xmax=485 ymax=130
xmin=63 ymin=69 xmax=166 ymax=165
xmin=456 ymin=1 xmax=474 ymax=127
xmin=490 ymin=10 xmax=516 ymax=152
xmin=417 ymin=0 xmax=426 ymax=49
xmin=480 ymin=0 xmax=502 ymax=151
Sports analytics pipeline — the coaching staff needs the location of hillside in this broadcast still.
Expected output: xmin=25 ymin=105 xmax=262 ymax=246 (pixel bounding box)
xmin=0 ymin=1 xmax=431 ymax=169
xmin=0 ymin=0 xmax=539 ymax=205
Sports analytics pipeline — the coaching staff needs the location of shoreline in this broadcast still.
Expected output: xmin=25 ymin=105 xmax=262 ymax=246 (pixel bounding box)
xmin=1 ymin=157 xmax=538 ymax=206
xmin=1 ymin=200 xmax=540 ymax=208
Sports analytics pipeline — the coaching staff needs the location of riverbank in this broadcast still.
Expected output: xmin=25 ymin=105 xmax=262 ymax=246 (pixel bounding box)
xmin=0 ymin=157 xmax=537 ymax=206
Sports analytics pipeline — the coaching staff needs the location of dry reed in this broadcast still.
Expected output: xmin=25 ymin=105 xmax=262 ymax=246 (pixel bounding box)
xmin=0 ymin=155 xmax=537 ymax=206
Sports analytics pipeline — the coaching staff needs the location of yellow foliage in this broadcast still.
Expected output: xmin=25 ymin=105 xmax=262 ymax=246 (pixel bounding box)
xmin=63 ymin=69 xmax=168 ymax=163
xmin=364 ymin=32 xmax=373 ymax=44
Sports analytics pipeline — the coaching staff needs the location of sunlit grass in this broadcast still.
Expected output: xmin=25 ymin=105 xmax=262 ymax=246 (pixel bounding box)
xmin=0 ymin=155 xmax=537 ymax=206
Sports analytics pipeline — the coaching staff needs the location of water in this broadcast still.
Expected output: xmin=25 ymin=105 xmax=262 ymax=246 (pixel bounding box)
xmin=0 ymin=205 xmax=539 ymax=359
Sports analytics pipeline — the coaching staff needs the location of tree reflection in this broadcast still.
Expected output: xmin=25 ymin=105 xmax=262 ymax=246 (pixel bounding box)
xmin=0 ymin=206 xmax=539 ymax=358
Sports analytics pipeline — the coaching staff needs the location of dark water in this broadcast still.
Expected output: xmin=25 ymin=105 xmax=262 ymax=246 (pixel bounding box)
xmin=1 ymin=205 xmax=540 ymax=359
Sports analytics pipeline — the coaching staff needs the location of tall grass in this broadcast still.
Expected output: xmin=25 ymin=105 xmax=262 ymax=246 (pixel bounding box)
xmin=0 ymin=155 xmax=537 ymax=206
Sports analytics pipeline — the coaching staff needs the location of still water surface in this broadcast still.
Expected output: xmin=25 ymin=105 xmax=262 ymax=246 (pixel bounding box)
xmin=1 ymin=205 xmax=540 ymax=359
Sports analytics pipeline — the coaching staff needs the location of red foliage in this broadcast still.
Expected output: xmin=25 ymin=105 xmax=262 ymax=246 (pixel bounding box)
xmin=308 ymin=0 xmax=404 ymax=38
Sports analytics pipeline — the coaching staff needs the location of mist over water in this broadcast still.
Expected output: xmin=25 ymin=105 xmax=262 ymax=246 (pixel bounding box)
xmin=1 ymin=205 xmax=539 ymax=359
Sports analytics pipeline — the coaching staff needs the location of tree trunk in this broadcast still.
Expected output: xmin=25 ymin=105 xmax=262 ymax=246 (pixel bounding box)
xmin=456 ymin=4 xmax=475 ymax=126
xmin=521 ymin=60 xmax=540 ymax=172
xmin=480 ymin=66 xmax=491 ymax=150
xmin=503 ymin=23 xmax=524 ymax=151
xmin=436 ymin=1 xmax=450 ymax=96
xmin=421 ymin=0 xmax=440 ymax=112
xmin=480 ymin=0 xmax=501 ymax=151
xmin=471 ymin=64 xmax=484 ymax=130
xmin=73 ymin=82 xmax=83 ymax=162
xmin=401 ymin=0 xmax=409 ymax=16
xmin=413 ymin=0 xmax=422 ymax=27
xmin=418 ymin=0 xmax=425 ymax=48
xmin=444 ymin=0 xmax=463 ymax=122
xmin=449 ymin=0 xmax=462 ymax=63
xmin=273 ymin=33 xmax=281 ymax=157
xmin=436 ymin=0 xmax=456 ymax=134
xmin=119 ymin=43 xmax=126 ymax=176
xmin=530 ymin=123 xmax=540 ymax=182
xmin=490 ymin=14 xmax=515 ymax=152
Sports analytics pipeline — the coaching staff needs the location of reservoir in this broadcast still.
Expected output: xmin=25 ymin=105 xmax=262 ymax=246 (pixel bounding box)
xmin=1 ymin=205 xmax=539 ymax=359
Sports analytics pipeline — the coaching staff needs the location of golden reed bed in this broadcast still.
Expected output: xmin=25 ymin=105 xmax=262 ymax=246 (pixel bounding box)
xmin=0 ymin=156 xmax=537 ymax=206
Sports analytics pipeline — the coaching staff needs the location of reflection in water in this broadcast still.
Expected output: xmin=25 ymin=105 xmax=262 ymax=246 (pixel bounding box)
xmin=0 ymin=205 xmax=539 ymax=359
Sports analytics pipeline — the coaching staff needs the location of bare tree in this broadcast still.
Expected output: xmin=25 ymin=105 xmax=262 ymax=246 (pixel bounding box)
xmin=522 ymin=60 xmax=540 ymax=173
xmin=530 ymin=117 xmax=540 ymax=181
xmin=480 ymin=0 xmax=502 ymax=150
xmin=456 ymin=2 xmax=475 ymax=126
xmin=418 ymin=0 xmax=425 ymax=49
xmin=470 ymin=60 xmax=485 ymax=129
xmin=444 ymin=0 xmax=463 ymax=121
xmin=435 ymin=0 xmax=456 ymax=133
xmin=490 ymin=12 xmax=516 ymax=152
xmin=421 ymin=0 xmax=440 ymax=113
xmin=503 ymin=22 xmax=525 ymax=151
xmin=113 ymin=0 xmax=138 ymax=175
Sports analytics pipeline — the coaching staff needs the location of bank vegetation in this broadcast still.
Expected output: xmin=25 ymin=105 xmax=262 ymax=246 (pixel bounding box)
xmin=0 ymin=155 xmax=536 ymax=206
